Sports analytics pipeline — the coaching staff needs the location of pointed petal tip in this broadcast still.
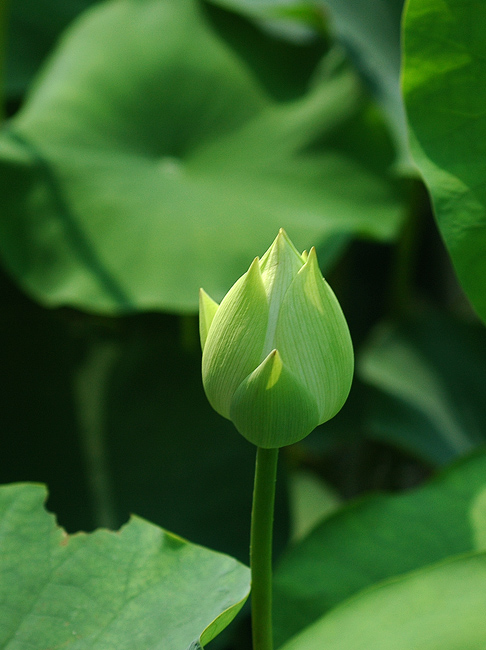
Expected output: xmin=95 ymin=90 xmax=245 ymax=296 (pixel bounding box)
xmin=278 ymin=228 xmax=292 ymax=243
xmin=263 ymin=348 xmax=282 ymax=379
xmin=272 ymin=229 xmax=287 ymax=251
xmin=273 ymin=228 xmax=292 ymax=248
xmin=199 ymin=288 xmax=220 ymax=351
xmin=247 ymin=256 xmax=263 ymax=281
xmin=300 ymin=245 xmax=321 ymax=274
xmin=199 ymin=286 xmax=219 ymax=305
xmin=273 ymin=229 xmax=305 ymax=260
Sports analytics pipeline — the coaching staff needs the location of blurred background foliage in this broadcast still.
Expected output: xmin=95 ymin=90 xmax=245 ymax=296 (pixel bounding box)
xmin=1 ymin=0 xmax=486 ymax=642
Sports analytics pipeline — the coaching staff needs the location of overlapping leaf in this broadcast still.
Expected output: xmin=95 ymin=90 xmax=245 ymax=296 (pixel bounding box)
xmin=279 ymin=552 xmax=486 ymax=650
xmin=358 ymin=312 xmax=486 ymax=464
xmin=273 ymin=449 xmax=486 ymax=644
xmin=210 ymin=0 xmax=409 ymax=164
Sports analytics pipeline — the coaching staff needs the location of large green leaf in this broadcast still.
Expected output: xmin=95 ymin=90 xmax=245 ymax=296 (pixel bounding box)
xmin=358 ymin=312 xmax=486 ymax=464
xmin=279 ymin=552 xmax=486 ymax=650
xmin=0 ymin=482 xmax=250 ymax=649
xmin=273 ymin=449 xmax=486 ymax=645
xmin=403 ymin=0 xmax=486 ymax=324
xmin=0 ymin=0 xmax=403 ymax=314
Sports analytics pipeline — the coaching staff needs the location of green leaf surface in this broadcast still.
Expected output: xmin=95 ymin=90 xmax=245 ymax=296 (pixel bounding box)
xmin=0 ymin=0 xmax=403 ymax=314
xmin=403 ymin=0 xmax=486 ymax=324
xmin=279 ymin=552 xmax=486 ymax=650
xmin=273 ymin=449 xmax=486 ymax=645
xmin=358 ymin=312 xmax=486 ymax=464
xmin=0 ymin=483 xmax=250 ymax=649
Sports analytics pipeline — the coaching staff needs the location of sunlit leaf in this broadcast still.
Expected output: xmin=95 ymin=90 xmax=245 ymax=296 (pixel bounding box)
xmin=0 ymin=482 xmax=250 ymax=649
xmin=403 ymin=0 xmax=486 ymax=324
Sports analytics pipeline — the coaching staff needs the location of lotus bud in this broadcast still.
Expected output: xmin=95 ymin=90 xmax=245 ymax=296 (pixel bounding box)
xmin=199 ymin=229 xmax=353 ymax=448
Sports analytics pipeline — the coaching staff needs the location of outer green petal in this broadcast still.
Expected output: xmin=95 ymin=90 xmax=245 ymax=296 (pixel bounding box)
xmin=199 ymin=288 xmax=219 ymax=351
xmin=230 ymin=349 xmax=320 ymax=448
xmin=202 ymin=258 xmax=269 ymax=419
xmin=275 ymin=247 xmax=354 ymax=424
xmin=259 ymin=229 xmax=305 ymax=357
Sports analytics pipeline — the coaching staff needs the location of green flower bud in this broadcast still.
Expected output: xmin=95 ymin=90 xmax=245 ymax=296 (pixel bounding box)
xmin=200 ymin=229 xmax=354 ymax=448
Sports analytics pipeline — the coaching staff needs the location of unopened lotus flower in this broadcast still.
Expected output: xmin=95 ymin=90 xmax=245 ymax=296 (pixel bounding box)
xmin=199 ymin=229 xmax=354 ymax=448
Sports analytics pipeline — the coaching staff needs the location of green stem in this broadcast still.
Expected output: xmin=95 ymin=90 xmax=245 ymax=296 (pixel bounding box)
xmin=250 ymin=446 xmax=279 ymax=650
